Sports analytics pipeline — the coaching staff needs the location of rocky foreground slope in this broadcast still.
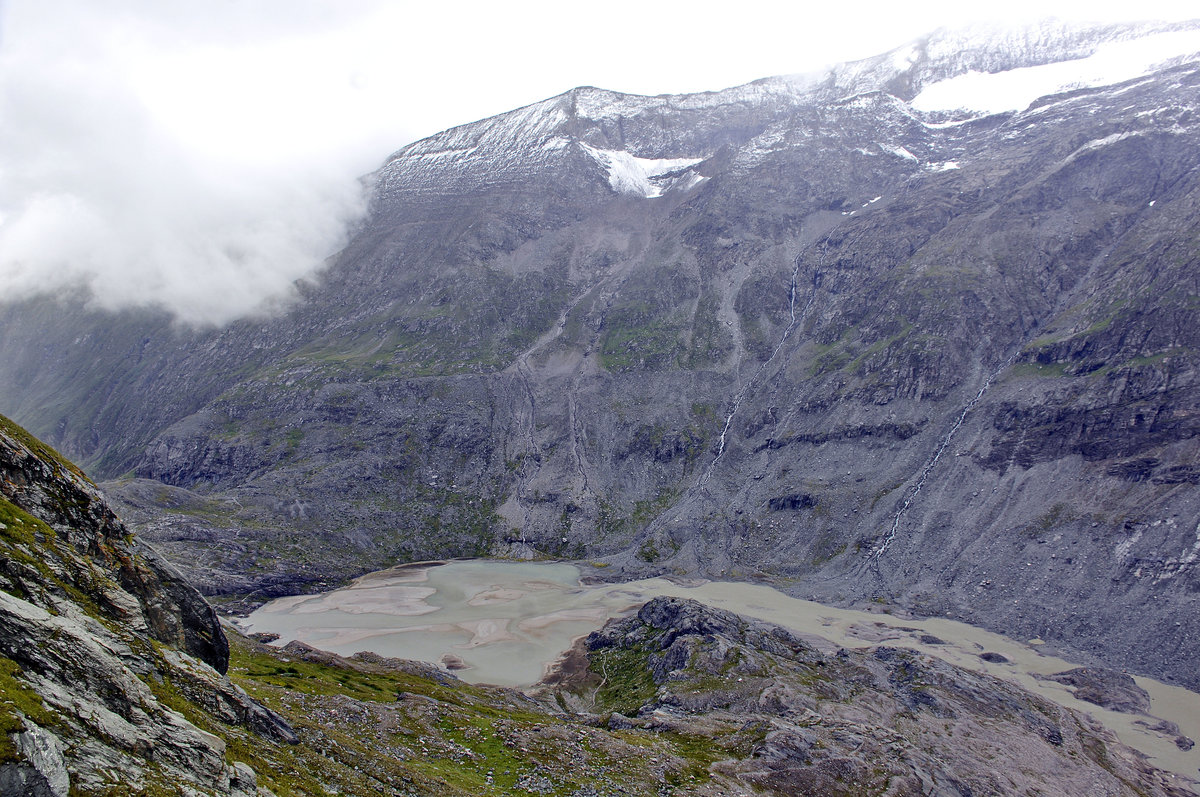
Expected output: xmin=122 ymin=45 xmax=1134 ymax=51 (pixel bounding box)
xmin=547 ymin=596 xmax=1198 ymax=796
xmin=2 ymin=20 xmax=1200 ymax=692
xmin=0 ymin=414 xmax=296 ymax=795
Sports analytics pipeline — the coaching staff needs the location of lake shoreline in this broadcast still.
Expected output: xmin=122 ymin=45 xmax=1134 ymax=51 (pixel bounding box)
xmin=242 ymin=558 xmax=1200 ymax=783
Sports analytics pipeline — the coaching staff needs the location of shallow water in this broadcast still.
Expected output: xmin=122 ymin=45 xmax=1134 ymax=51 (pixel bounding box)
xmin=242 ymin=559 xmax=1200 ymax=784
xmin=243 ymin=560 xmax=638 ymax=686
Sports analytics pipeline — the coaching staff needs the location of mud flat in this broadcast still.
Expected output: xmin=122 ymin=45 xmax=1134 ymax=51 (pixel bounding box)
xmin=243 ymin=559 xmax=1200 ymax=781
xmin=243 ymin=560 xmax=615 ymax=688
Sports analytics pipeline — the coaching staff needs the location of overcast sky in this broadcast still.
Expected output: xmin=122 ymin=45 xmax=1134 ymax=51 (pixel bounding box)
xmin=1 ymin=0 xmax=1196 ymax=325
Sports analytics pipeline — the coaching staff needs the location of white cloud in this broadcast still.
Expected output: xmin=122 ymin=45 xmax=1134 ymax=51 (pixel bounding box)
xmin=0 ymin=1 xmax=379 ymax=326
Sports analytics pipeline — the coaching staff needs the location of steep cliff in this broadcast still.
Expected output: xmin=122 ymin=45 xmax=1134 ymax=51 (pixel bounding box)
xmin=0 ymin=414 xmax=295 ymax=795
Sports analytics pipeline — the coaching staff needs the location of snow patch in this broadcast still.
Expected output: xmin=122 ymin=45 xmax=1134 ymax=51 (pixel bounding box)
xmin=573 ymin=80 xmax=803 ymax=123
xmin=675 ymin=172 xmax=709 ymax=192
xmin=912 ymin=29 xmax=1200 ymax=115
xmin=922 ymin=117 xmax=980 ymax=130
xmin=580 ymin=144 xmax=704 ymax=198
xmin=879 ymin=143 xmax=918 ymax=162
xmin=412 ymin=147 xmax=477 ymax=162
xmin=892 ymin=44 xmax=920 ymax=71
xmin=928 ymin=161 xmax=961 ymax=172
xmin=1074 ymin=131 xmax=1137 ymax=153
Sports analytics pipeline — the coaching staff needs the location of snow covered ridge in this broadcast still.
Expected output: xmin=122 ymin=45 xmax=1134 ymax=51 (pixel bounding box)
xmin=382 ymin=82 xmax=792 ymax=171
xmin=912 ymin=29 xmax=1200 ymax=115
xmin=579 ymin=144 xmax=705 ymax=198
xmin=570 ymin=81 xmax=804 ymax=122
xmin=373 ymin=18 xmax=1200 ymax=201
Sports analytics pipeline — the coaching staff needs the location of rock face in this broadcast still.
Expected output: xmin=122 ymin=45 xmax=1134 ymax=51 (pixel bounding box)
xmin=0 ymin=419 xmax=229 ymax=672
xmin=0 ymin=414 xmax=295 ymax=795
xmin=1 ymin=20 xmax=1200 ymax=691
xmin=1044 ymin=667 xmax=1153 ymax=713
xmin=556 ymin=597 xmax=1194 ymax=797
xmin=212 ymin=593 xmax=1200 ymax=796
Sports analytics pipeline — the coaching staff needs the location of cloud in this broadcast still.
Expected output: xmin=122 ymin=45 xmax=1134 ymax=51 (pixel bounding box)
xmin=0 ymin=1 xmax=378 ymax=326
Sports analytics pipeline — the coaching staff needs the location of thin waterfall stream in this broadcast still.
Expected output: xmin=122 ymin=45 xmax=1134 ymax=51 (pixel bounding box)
xmin=699 ymin=262 xmax=816 ymax=487
xmin=870 ymin=352 xmax=1019 ymax=560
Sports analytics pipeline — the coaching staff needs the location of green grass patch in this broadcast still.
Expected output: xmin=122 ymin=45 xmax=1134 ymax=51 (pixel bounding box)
xmin=0 ymin=497 xmax=117 ymax=622
xmin=591 ymin=645 xmax=659 ymax=716
xmin=0 ymin=413 xmax=92 ymax=484
xmin=1020 ymin=502 xmax=1076 ymax=539
xmin=661 ymin=731 xmax=724 ymax=787
xmin=0 ymin=656 xmax=63 ymax=762
xmin=846 ymin=323 xmax=914 ymax=375
xmin=600 ymin=316 xmax=688 ymax=372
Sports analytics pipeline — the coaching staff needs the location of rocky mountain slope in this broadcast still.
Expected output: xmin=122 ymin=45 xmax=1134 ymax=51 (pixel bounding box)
xmin=2 ymin=19 xmax=1200 ymax=692
xmin=222 ymin=596 xmax=1200 ymax=796
xmin=6 ymin=414 xmax=1190 ymax=796
xmin=0 ymin=413 xmax=298 ymax=794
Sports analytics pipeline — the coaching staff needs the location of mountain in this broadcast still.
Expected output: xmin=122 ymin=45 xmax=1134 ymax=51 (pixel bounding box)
xmin=6 ymin=413 xmax=1191 ymax=795
xmin=2 ymin=18 xmax=1200 ymax=695
xmin=546 ymin=596 xmax=1196 ymax=796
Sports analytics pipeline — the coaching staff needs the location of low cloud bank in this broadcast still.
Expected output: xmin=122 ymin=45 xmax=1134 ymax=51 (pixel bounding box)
xmin=0 ymin=2 xmax=376 ymax=326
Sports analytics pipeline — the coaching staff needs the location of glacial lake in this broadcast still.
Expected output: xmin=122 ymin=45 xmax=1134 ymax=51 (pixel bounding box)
xmin=242 ymin=559 xmax=1200 ymax=782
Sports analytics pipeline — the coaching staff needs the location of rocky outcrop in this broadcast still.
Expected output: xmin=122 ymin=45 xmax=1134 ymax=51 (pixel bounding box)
xmin=1044 ymin=667 xmax=1153 ymax=714
xmin=0 ymin=415 xmax=293 ymax=795
xmin=556 ymin=597 xmax=1196 ymax=797
xmin=0 ymin=416 xmax=228 ymax=672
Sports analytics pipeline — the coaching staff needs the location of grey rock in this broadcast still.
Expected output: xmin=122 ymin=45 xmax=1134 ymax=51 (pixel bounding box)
xmin=605 ymin=712 xmax=635 ymax=730
xmin=0 ymin=417 xmax=284 ymax=794
xmin=1044 ymin=667 xmax=1152 ymax=714
xmin=0 ymin=590 xmax=232 ymax=789
xmin=229 ymin=761 xmax=257 ymax=795
xmin=14 ymin=723 xmax=69 ymax=797
xmin=0 ymin=723 xmax=69 ymax=797
xmin=0 ymin=764 xmax=57 ymax=797
xmin=0 ymin=421 xmax=227 ymax=673
xmin=552 ymin=597 xmax=1190 ymax=796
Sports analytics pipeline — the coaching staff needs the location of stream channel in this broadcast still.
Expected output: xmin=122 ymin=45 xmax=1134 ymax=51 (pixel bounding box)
xmin=241 ymin=558 xmax=1200 ymax=781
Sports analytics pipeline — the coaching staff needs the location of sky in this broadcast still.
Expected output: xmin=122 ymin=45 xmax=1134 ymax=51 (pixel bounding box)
xmin=1 ymin=0 xmax=1197 ymax=326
